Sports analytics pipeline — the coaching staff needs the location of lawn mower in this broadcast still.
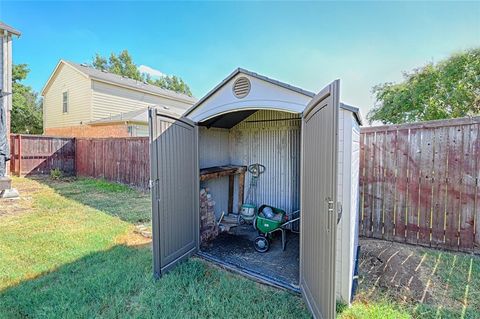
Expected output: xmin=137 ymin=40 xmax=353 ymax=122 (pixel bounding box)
xmin=253 ymin=204 xmax=300 ymax=253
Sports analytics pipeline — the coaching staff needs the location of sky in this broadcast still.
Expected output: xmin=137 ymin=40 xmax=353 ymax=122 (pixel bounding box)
xmin=1 ymin=1 xmax=479 ymax=123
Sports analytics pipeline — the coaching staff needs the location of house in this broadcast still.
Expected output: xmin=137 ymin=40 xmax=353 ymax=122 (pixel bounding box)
xmin=41 ymin=60 xmax=196 ymax=137
xmin=149 ymin=68 xmax=362 ymax=319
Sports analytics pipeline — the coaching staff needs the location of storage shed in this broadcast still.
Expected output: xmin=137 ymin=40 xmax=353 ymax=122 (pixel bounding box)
xmin=149 ymin=68 xmax=362 ymax=319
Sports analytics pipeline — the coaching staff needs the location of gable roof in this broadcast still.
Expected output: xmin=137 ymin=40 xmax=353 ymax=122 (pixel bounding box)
xmin=0 ymin=21 xmax=21 ymax=36
xmin=41 ymin=60 xmax=196 ymax=104
xmin=185 ymin=67 xmax=362 ymax=126
xmin=184 ymin=68 xmax=315 ymax=117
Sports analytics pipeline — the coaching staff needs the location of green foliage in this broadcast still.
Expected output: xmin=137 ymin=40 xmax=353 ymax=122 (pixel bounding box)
xmin=11 ymin=64 xmax=43 ymax=134
xmin=92 ymin=50 xmax=192 ymax=96
xmin=368 ymin=48 xmax=480 ymax=124
xmin=49 ymin=168 xmax=63 ymax=180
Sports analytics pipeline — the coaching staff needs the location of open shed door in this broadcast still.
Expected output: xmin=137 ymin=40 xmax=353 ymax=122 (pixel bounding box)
xmin=149 ymin=108 xmax=199 ymax=278
xmin=300 ymin=80 xmax=340 ymax=319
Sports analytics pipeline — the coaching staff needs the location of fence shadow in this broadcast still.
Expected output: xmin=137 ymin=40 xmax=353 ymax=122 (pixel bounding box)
xmin=10 ymin=134 xmax=75 ymax=176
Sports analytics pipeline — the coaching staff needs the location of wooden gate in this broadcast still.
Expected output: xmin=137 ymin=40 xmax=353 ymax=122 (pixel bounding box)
xmin=9 ymin=134 xmax=75 ymax=176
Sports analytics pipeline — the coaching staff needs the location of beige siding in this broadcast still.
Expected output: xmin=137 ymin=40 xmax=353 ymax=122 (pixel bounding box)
xmin=91 ymin=81 xmax=192 ymax=120
xmin=43 ymin=64 xmax=92 ymax=128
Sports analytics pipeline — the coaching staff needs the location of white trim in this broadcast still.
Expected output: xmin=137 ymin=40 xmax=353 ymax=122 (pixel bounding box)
xmin=41 ymin=60 xmax=88 ymax=96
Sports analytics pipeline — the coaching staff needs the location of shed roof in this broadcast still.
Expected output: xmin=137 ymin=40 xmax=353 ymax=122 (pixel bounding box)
xmin=186 ymin=67 xmax=362 ymax=126
xmin=186 ymin=68 xmax=315 ymax=115
xmin=0 ymin=21 xmax=21 ymax=36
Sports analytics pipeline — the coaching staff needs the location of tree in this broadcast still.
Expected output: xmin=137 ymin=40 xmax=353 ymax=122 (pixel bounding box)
xmin=11 ymin=64 xmax=43 ymax=134
xmin=150 ymin=74 xmax=192 ymax=97
xmin=92 ymin=50 xmax=192 ymax=96
xmin=368 ymin=48 xmax=480 ymax=124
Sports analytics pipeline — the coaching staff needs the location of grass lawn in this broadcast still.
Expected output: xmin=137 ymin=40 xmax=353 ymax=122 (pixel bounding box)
xmin=0 ymin=177 xmax=309 ymax=318
xmin=1 ymin=177 xmax=478 ymax=318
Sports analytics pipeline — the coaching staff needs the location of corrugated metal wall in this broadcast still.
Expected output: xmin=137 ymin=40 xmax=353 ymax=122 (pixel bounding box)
xmin=198 ymin=110 xmax=301 ymax=216
xmin=199 ymin=127 xmax=230 ymax=216
xmin=230 ymin=110 xmax=301 ymax=214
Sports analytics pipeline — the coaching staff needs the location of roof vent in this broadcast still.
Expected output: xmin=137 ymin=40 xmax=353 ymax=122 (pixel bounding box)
xmin=80 ymin=63 xmax=88 ymax=67
xmin=233 ymin=77 xmax=251 ymax=99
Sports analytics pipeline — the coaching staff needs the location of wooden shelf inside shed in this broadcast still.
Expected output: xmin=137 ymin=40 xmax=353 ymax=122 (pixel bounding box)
xmin=200 ymin=165 xmax=246 ymax=213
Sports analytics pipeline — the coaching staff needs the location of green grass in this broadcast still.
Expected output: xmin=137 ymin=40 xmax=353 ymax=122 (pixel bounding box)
xmin=338 ymin=300 xmax=410 ymax=319
xmin=2 ymin=177 xmax=478 ymax=318
xmin=38 ymin=177 xmax=151 ymax=224
xmin=0 ymin=247 xmax=309 ymax=318
xmin=0 ymin=177 xmax=309 ymax=318
xmin=0 ymin=177 xmax=132 ymax=290
xmin=411 ymin=250 xmax=480 ymax=319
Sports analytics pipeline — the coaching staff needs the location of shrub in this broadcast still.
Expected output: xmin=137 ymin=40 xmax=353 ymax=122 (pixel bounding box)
xmin=50 ymin=168 xmax=63 ymax=180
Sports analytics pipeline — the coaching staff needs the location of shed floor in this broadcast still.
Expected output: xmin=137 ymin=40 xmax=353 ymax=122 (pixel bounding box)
xmin=200 ymin=224 xmax=299 ymax=290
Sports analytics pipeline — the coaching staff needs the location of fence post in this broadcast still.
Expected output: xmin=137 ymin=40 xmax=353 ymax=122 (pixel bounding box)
xmin=73 ymin=137 xmax=77 ymax=177
xmin=18 ymin=134 xmax=22 ymax=177
xmin=9 ymin=135 xmax=14 ymax=175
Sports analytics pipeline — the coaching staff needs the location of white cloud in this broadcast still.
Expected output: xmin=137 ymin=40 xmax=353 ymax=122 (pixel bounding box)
xmin=138 ymin=65 xmax=165 ymax=78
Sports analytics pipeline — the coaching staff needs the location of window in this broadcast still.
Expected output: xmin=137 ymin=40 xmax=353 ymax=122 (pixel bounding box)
xmin=62 ymin=91 xmax=68 ymax=113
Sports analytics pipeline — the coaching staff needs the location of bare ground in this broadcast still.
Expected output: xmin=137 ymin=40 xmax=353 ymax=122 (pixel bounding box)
xmin=0 ymin=178 xmax=40 ymax=218
xmin=357 ymin=238 xmax=480 ymax=316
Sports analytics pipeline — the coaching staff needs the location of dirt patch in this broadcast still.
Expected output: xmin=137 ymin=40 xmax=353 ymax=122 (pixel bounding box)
xmin=116 ymin=228 xmax=152 ymax=247
xmin=0 ymin=179 xmax=42 ymax=218
xmin=358 ymin=239 xmax=442 ymax=305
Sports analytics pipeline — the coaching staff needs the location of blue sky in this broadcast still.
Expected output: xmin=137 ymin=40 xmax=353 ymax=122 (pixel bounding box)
xmin=1 ymin=1 xmax=479 ymax=121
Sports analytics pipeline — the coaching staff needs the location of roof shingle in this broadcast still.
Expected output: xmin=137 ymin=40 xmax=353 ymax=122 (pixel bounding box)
xmin=64 ymin=61 xmax=196 ymax=103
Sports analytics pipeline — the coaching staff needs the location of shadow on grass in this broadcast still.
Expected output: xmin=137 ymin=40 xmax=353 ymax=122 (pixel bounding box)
xmin=33 ymin=176 xmax=151 ymax=225
xmin=357 ymin=239 xmax=480 ymax=319
xmin=0 ymin=245 xmax=309 ymax=319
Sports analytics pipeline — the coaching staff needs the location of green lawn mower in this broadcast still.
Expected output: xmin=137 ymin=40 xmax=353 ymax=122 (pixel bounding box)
xmin=253 ymin=205 xmax=300 ymax=253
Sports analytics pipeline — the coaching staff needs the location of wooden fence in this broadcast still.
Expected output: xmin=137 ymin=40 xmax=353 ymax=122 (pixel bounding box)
xmin=9 ymin=115 xmax=480 ymax=252
xmin=76 ymin=137 xmax=149 ymax=189
xmin=10 ymin=134 xmax=76 ymax=176
xmin=359 ymin=117 xmax=480 ymax=252
xmin=9 ymin=135 xmax=150 ymax=189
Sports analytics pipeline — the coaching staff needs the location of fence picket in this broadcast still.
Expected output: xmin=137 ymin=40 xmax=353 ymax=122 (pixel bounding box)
xmin=459 ymin=125 xmax=476 ymax=250
xmin=431 ymin=127 xmax=449 ymax=248
xmin=406 ymin=129 xmax=421 ymax=244
xmin=360 ymin=118 xmax=480 ymax=253
xmin=418 ymin=129 xmax=434 ymax=246
xmin=383 ymin=130 xmax=397 ymax=241
xmin=372 ymin=131 xmax=385 ymax=239
xmin=394 ymin=129 xmax=409 ymax=242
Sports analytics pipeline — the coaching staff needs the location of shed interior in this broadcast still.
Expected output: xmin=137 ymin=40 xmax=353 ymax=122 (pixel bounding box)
xmin=197 ymin=109 xmax=302 ymax=290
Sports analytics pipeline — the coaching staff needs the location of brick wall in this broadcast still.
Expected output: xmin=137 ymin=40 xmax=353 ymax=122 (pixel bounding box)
xmin=44 ymin=124 xmax=130 ymax=138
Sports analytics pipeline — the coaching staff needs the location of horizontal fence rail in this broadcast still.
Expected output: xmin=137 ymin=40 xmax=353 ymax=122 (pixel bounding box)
xmin=76 ymin=137 xmax=149 ymax=189
xmin=359 ymin=116 xmax=480 ymax=253
xmin=10 ymin=134 xmax=76 ymax=176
